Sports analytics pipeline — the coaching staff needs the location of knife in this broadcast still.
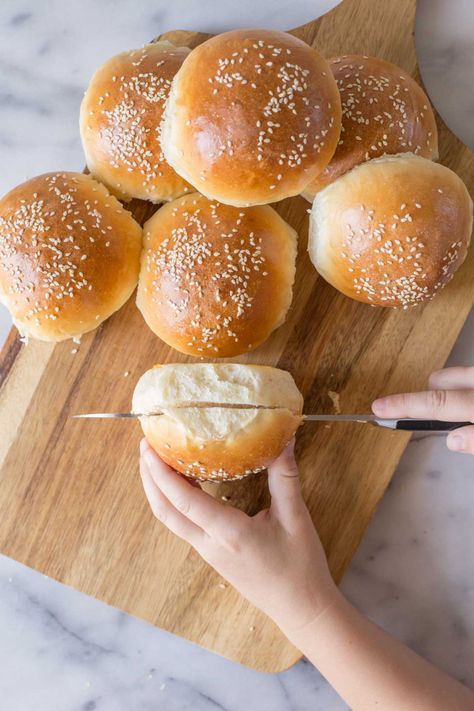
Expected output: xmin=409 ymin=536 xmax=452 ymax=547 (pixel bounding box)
xmin=72 ymin=410 xmax=472 ymax=431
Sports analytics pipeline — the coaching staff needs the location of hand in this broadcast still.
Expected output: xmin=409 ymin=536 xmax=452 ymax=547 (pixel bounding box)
xmin=139 ymin=438 xmax=339 ymax=637
xmin=372 ymin=366 xmax=474 ymax=454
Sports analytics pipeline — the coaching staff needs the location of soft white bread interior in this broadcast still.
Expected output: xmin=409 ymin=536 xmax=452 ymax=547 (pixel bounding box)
xmin=308 ymin=153 xmax=472 ymax=308
xmin=132 ymin=363 xmax=304 ymax=481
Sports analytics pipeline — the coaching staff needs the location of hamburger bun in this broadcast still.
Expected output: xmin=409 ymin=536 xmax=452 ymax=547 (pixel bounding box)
xmin=161 ymin=28 xmax=341 ymax=207
xmin=0 ymin=172 xmax=142 ymax=341
xmin=132 ymin=363 xmax=304 ymax=481
xmin=80 ymin=41 xmax=192 ymax=203
xmin=136 ymin=192 xmax=297 ymax=357
xmin=308 ymin=153 xmax=473 ymax=308
xmin=302 ymin=55 xmax=438 ymax=202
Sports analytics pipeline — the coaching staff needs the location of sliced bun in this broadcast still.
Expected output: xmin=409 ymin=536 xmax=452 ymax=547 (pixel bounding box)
xmin=136 ymin=192 xmax=297 ymax=357
xmin=80 ymin=41 xmax=192 ymax=203
xmin=0 ymin=172 xmax=142 ymax=341
xmin=302 ymin=55 xmax=438 ymax=202
xmin=308 ymin=154 xmax=472 ymax=308
xmin=132 ymin=363 xmax=304 ymax=481
xmin=161 ymin=28 xmax=341 ymax=207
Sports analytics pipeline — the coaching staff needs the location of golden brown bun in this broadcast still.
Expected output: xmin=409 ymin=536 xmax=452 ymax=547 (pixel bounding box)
xmin=161 ymin=28 xmax=341 ymax=207
xmin=302 ymin=55 xmax=439 ymax=201
xmin=132 ymin=363 xmax=304 ymax=481
xmin=308 ymin=154 xmax=473 ymax=308
xmin=136 ymin=192 xmax=297 ymax=356
xmin=0 ymin=172 xmax=142 ymax=341
xmin=80 ymin=41 xmax=193 ymax=203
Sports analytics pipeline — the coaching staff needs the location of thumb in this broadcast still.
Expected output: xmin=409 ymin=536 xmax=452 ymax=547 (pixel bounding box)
xmin=267 ymin=439 xmax=304 ymax=523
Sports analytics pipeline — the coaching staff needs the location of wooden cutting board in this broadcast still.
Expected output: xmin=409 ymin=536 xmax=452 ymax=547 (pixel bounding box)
xmin=0 ymin=0 xmax=472 ymax=673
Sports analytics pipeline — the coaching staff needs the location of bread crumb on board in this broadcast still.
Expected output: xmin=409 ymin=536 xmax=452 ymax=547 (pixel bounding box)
xmin=328 ymin=390 xmax=341 ymax=414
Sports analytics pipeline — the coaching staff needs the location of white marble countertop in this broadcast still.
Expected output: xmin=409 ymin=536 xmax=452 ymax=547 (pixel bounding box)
xmin=0 ymin=1 xmax=473 ymax=709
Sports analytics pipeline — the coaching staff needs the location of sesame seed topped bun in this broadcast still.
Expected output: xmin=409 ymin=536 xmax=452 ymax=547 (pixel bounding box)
xmin=308 ymin=154 xmax=472 ymax=309
xmin=80 ymin=41 xmax=193 ymax=203
xmin=136 ymin=192 xmax=297 ymax=357
xmin=132 ymin=362 xmax=304 ymax=481
xmin=302 ymin=55 xmax=438 ymax=202
xmin=161 ymin=29 xmax=341 ymax=207
xmin=0 ymin=172 xmax=142 ymax=341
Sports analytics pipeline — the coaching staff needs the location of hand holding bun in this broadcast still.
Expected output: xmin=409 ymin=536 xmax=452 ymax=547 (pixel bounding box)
xmin=132 ymin=363 xmax=304 ymax=481
xmin=0 ymin=172 xmax=142 ymax=341
xmin=161 ymin=28 xmax=341 ymax=206
xmin=302 ymin=55 xmax=438 ymax=201
xmin=308 ymin=153 xmax=472 ymax=308
xmin=136 ymin=193 xmax=297 ymax=356
xmin=80 ymin=41 xmax=192 ymax=203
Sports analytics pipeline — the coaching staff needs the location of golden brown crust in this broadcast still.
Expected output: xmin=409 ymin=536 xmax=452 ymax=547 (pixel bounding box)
xmin=141 ymin=408 xmax=302 ymax=481
xmin=302 ymin=55 xmax=439 ymax=201
xmin=0 ymin=172 xmax=142 ymax=340
xmin=133 ymin=363 xmax=304 ymax=481
xmin=162 ymin=29 xmax=341 ymax=206
xmin=308 ymin=154 xmax=473 ymax=309
xmin=80 ymin=42 xmax=193 ymax=203
xmin=136 ymin=193 xmax=297 ymax=356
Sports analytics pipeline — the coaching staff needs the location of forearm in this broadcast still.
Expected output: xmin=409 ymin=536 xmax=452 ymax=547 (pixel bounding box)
xmin=282 ymin=591 xmax=474 ymax=711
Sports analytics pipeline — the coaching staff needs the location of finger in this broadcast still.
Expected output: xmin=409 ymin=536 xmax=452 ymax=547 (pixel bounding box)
xmin=268 ymin=439 xmax=304 ymax=523
xmin=428 ymin=367 xmax=474 ymax=391
xmin=447 ymin=425 xmax=474 ymax=455
xmin=141 ymin=440 xmax=246 ymax=536
xmin=140 ymin=458 xmax=205 ymax=546
xmin=372 ymin=389 xmax=474 ymax=421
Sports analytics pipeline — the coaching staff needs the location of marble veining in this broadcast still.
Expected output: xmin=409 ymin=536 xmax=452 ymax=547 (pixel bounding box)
xmin=0 ymin=1 xmax=473 ymax=709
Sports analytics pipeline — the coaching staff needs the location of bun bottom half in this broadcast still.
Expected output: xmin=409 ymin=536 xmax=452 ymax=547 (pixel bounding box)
xmin=140 ymin=407 xmax=302 ymax=481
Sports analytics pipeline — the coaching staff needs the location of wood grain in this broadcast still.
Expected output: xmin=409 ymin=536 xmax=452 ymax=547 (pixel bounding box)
xmin=0 ymin=0 xmax=473 ymax=672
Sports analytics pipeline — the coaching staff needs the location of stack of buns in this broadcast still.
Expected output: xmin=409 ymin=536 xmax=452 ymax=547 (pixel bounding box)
xmin=0 ymin=28 xmax=472 ymax=481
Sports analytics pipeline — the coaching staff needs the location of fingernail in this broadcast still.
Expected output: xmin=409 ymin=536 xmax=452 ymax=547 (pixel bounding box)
xmin=143 ymin=449 xmax=155 ymax=469
xmin=449 ymin=434 xmax=465 ymax=451
xmin=372 ymin=397 xmax=387 ymax=415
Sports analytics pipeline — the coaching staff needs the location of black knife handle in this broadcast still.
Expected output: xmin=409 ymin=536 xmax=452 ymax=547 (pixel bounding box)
xmin=395 ymin=420 xmax=472 ymax=431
